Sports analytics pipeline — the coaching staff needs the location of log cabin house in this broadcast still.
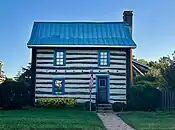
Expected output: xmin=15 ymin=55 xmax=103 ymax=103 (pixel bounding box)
xmin=27 ymin=11 xmax=136 ymax=105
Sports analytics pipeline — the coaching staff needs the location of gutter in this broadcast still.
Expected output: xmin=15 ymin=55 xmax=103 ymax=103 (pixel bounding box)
xmin=27 ymin=44 xmax=137 ymax=49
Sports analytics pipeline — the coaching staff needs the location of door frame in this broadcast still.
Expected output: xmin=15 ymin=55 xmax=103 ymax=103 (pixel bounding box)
xmin=96 ymin=74 xmax=110 ymax=104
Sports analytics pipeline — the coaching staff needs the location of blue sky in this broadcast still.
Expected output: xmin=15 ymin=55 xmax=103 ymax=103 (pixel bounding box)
xmin=0 ymin=0 xmax=175 ymax=77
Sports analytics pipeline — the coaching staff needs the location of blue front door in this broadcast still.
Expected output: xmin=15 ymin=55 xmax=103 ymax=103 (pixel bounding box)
xmin=96 ymin=76 xmax=109 ymax=104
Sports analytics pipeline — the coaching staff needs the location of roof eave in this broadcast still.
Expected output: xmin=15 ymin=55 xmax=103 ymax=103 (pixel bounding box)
xmin=27 ymin=44 xmax=137 ymax=49
xmin=132 ymin=60 xmax=150 ymax=70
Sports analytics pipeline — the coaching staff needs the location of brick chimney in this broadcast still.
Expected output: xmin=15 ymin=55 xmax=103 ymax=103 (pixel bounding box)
xmin=123 ymin=11 xmax=133 ymax=34
xmin=123 ymin=11 xmax=134 ymax=87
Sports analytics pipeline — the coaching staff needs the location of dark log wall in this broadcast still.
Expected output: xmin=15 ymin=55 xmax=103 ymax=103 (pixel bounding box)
xmin=34 ymin=48 xmax=129 ymax=103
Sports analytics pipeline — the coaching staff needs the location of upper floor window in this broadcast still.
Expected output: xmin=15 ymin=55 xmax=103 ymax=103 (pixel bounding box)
xmin=98 ymin=51 xmax=110 ymax=66
xmin=54 ymin=50 xmax=66 ymax=66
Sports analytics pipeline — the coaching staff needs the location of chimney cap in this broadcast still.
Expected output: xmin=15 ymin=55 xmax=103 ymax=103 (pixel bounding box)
xmin=123 ymin=11 xmax=133 ymax=16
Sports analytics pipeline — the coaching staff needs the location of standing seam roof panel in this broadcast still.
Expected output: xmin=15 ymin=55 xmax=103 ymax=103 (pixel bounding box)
xmin=27 ymin=22 xmax=136 ymax=47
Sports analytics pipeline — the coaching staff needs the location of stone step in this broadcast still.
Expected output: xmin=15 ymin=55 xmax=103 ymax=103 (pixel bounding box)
xmin=97 ymin=103 xmax=113 ymax=113
xmin=97 ymin=106 xmax=113 ymax=110
xmin=97 ymin=104 xmax=112 ymax=107
xmin=97 ymin=110 xmax=113 ymax=113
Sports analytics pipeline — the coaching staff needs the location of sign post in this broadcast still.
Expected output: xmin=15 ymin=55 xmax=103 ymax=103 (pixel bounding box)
xmin=90 ymin=89 xmax=92 ymax=112
xmin=89 ymin=69 xmax=93 ymax=112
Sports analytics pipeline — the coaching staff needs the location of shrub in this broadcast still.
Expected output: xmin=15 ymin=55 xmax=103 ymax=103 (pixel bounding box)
xmin=36 ymin=98 xmax=77 ymax=108
xmin=75 ymin=103 xmax=84 ymax=110
xmin=127 ymin=87 xmax=143 ymax=110
xmin=84 ymin=101 xmax=96 ymax=111
xmin=164 ymin=65 xmax=175 ymax=89
xmin=128 ymin=86 xmax=161 ymax=111
xmin=134 ymin=75 xmax=156 ymax=83
xmin=134 ymin=75 xmax=165 ymax=88
xmin=112 ymin=102 xmax=126 ymax=112
xmin=134 ymin=80 xmax=160 ymax=88
xmin=0 ymin=80 xmax=28 ymax=110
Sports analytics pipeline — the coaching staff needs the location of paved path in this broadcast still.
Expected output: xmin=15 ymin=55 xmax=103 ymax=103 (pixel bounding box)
xmin=97 ymin=113 xmax=135 ymax=130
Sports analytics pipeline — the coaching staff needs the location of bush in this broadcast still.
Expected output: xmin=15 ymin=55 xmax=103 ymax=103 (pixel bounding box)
xmin=164 ymin=65 xmax=175 ymax=89
xmin=0 ymin=80 xmax=28 ymax=110
xmin=134 ymin=80 xmax=160 ymax=88
xmin=134 ymin=75 xmax=165 ymax=88
xmin=112 ymin=102 xmax=126 ymax=112
xmin=128 ymin=86 xmax=161 ymax=111
xmin=36 ymin=98 xmax=77 ymax=108
xmin=84 ymin=101 xmax=96 ymax=111
xmin=134 ymin=75 xmax=156 ymax=83
xmin=74 ymin=103 xmax=85 ymax=110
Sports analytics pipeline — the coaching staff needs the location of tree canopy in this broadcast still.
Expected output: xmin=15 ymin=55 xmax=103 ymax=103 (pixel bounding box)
xmin=134 ymin=52 xmax=175 ymax=89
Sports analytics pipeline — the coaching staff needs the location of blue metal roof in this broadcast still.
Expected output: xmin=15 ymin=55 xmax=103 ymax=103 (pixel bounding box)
xmin=27 ymin=22 xmax=136 ymax=48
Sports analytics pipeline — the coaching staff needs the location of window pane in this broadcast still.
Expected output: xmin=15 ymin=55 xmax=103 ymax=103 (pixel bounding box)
xmin=103 ymin=62 xmax=107 ymax=65
xmin=104 ymin=59 xmax=107 ymax=65
xmin=56 ymin=52 xmax=60 ymax=58
xmin=100 ymin=79 xmax=105 ymax=86
xmin=60 ymin=52 xmax=63 ymax=56
xmin=103 ymin=52 xmax=107 ymax=56
xmin=60 ymin=61 xmax=63 ymax=65
xmin=56 ymin=60 xmax=63 ymax=65
xmin=104 ymin=59 xmax=107 ymax=62
xmin=60 ymin=55 xmax=63 ymax=58
xmin=104 ymin=55 xmax=107 ymax=59
xmin=57 ymin=59 xmax=64 ymax=65
xmin=56 ymin=51 xmax=64 ymax=58
xmin=56 ymin=59 xmax=60 ymax=63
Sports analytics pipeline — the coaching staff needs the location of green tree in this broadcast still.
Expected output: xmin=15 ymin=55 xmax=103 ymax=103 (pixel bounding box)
xmin=132 ymin=55 xmax=148 ymax=65
xmin=137 ymin=59 xmax=148 ymax=65
xmin=15 ymin=63 xmax=32 ymax=104
xmin=164 ymin=65 xmax=175 ymax=89
xmin=132 ymin=55 xmax=137 ymax=60
xmin=147 ymin=56 xmax=172 ymax=88
xmin=133 ymin=53 xmax=174 ymax=89
xmin=17 ymin=64 xmax=32 ymax=87
xmin=147 ymin=56 xmax=171 ymax=77
xmin=163 ymin=52 xmax=175 ymax=89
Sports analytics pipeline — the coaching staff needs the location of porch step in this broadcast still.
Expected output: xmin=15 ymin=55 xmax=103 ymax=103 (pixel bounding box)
xmin=97 ymin=104 xmax=113 ymax=113
xmin=97 ymin=106 xmax=112 ymax=110
xmin=98 ymin=104 xmax=112 ymax=107
xmin=97 ymin=109 xmax=113 ymax=113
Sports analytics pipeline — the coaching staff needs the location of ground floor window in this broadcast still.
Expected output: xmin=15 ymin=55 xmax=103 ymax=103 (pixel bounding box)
xmin=52 ymin=78 xmax=65 ymax=95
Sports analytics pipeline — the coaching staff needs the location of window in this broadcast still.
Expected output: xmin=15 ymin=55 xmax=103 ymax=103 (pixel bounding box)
xmin=99 ymin=79 xmax=106 ymax=87
xmin=52 ymin=79 xmax=65 ymax=95
xmin=54 ymin=50 xmax=66 ymax=66
xmin=98 ymin=51 xmax=110 ymax=66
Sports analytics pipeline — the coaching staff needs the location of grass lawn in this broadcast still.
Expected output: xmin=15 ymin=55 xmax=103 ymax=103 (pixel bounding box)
xmin=118 ymin=111 xmax=175 ymax=130
xmin=0 ymin=108 xmax=105 ymax=130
